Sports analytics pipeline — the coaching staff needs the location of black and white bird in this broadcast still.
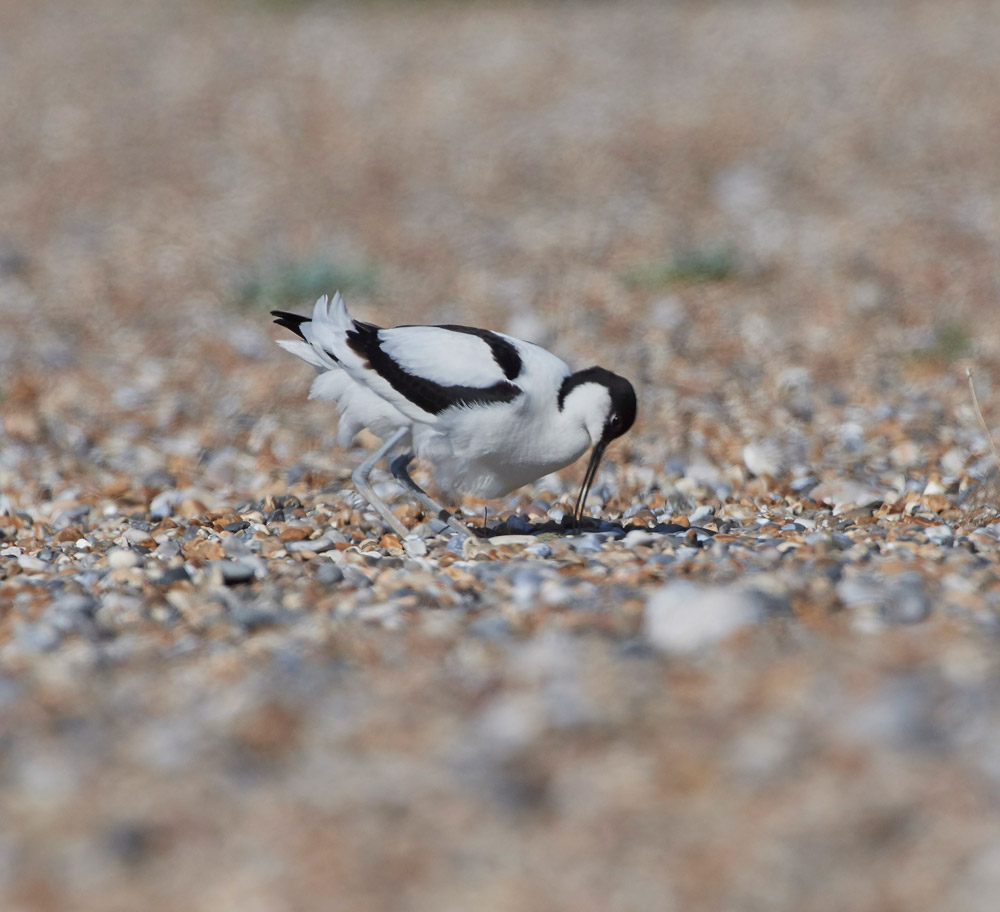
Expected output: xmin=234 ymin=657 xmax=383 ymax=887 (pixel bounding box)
xmin=272 ymin=293 xmax=637 ymax=539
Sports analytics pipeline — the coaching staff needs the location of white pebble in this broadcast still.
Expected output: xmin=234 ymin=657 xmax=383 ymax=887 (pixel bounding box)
xmin=17 ymin=555 xmax=49 ymax=573
xmin=688 ymin=505 xmax=716 ymax=526
xmin=645 ymin=581 xmax=759 ymax=653
xmin=622 ymin=529 xmax=655 ymax=548
xmin=743 ymin=440 xmax=782 ymax=477
xmin=403 ymin=537 xmax=428 ymax=558
xmin=107 ymin=548 xmax=141 ymax=570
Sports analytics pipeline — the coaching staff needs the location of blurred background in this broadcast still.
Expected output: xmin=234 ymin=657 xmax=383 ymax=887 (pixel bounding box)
xmin=4 ymin=0 xmax=999 ymax=495
xmin=4 ymin=0 xmax=1000 ymax=909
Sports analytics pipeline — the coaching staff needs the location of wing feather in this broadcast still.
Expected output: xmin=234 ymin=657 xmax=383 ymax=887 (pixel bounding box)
xmin=377 ymin=326 xmax=513 ymax=388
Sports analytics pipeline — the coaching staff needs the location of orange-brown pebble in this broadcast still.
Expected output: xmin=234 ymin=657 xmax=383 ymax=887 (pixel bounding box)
xmin=181 ymin=539 xmax=225 ymax=562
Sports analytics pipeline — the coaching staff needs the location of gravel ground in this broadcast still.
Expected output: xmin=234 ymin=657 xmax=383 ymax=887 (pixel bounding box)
xmin=4 ymin=0 xmax=1000 ymax=909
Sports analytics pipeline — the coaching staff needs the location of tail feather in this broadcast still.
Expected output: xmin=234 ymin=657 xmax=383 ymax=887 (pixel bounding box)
xmin=309 ymin=291 xmax=364 ymax=357
xmin=276 ymin=339 xmax=332 ymax=371
xmin=274 ymin=292 xmax=410 ymax=448
xmin=273 ymin=293 xmax=351 ymax=369
xmin=271 ymin=310 xmax=310 ymax=340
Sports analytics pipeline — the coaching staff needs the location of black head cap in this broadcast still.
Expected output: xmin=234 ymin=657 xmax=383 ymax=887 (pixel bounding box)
xmin=558 ymin=366 xmax=637 ymax=443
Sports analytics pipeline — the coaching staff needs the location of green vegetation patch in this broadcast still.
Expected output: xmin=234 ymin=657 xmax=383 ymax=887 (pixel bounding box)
xmin=236 ymin=256 xmax=378 ymax=311
xmin=621 ymin=246 xmax=738 ymax=290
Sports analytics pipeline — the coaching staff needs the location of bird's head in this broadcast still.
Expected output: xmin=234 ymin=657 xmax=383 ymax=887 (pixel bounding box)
xmin=558 ymin=367 xmax=637 ymax=525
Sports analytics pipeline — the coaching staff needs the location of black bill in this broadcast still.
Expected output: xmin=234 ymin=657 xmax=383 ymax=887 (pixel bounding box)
xmin=573 ymin=440 xmax=608 ymax=529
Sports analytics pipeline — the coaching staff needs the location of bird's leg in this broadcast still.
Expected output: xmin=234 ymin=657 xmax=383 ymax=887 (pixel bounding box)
xmin=351 ymin=427 xmax=410 ymax=539
xmin=389 ymin=453 xmax=472 ymax=540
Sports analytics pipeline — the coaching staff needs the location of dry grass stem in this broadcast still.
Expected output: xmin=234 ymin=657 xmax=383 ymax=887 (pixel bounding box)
xmin=966 ymin=367 xmax=1000 ymax=474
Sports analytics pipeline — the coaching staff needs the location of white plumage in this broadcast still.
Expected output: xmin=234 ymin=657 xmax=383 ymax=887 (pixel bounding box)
xmin=273 ymin=293 xmax=637 ymax=539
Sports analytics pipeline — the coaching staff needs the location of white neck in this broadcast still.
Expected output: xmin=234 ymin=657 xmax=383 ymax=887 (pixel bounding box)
xmin=559 ymin=382 xmax=612 ymax=448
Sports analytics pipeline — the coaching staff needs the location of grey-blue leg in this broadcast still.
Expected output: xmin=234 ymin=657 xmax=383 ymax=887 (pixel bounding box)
xmin=390 ymin=453 xmax=471 ymax=540
xmin=351 ymin=426 xmax=410 ymax=539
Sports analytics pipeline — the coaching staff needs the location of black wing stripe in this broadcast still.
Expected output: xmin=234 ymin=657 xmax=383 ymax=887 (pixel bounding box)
xmin=347 ymin=323 xmax=521 ymax=415
xmin=435 ymin=325 xmax=523 ymax=380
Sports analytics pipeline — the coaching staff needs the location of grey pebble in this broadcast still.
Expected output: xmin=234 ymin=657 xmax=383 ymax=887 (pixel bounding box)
xmin=122 ymin=527 xmax=151 ymax=545
xmin=883 ymin=574 xmax=932 ymax=624
xmin=14 ymin=622 xmax=62 ymax=653
xmin=149 ymin=490 xmax=182 ymax=520
xmin=524 ymin=543 xmax=552 ymax=559
xmin=46 ymin=594 xmax=98 ymax=632
xmin=688 ymin=505 xmax=716 ymax=525
xmin=315 ymin=563 xmax=345 ymax=584
xmin=505 ymin=515 xmax=533 ymax=534
xmin=213 ymin=560 xmax=258 ymax=585
xmin=469 ymin=614 xmax=511 ymax=639
xmin=341 ymin=566 xmax=373 ymax=588
xmin=924 ymin=525 xmax=954 ymax=545
xmin=223 ymin=536 xmax=253 ymax=558
xmin=52 ymin=504 xmax=90 ymax=530
xmin=229 ymin=602 xmax=288 ymax=630
xmin=155 ymin=566 xmax=191 ymax=585
xmin=570 ymin=534 xmax=605 ymax=554
xmin=285 ymin=535 xmax=336 ymax=554
xmin=74 ymin=570 xmax=107 ymax=588
xmin=831 ymin=533 xmax=854 ymax=551
xmin=156 ymin=541 xmax=182 ymax=560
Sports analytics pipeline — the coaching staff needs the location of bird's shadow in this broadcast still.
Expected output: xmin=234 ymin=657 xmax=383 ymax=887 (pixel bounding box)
xmin=469 ymin=515 xmax=716 ymax=541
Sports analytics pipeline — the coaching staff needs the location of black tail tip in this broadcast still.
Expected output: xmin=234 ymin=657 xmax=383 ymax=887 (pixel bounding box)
xmin=271 ymin=310 xmax=310 ymax=340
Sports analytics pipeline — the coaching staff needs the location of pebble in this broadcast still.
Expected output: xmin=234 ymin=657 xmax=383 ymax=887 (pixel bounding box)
xmin=52 ymin=504 xmax=90 ymax=530
xmin=213 ymin=560 xmax=259 ymax=585
xmin=924 ymin=525 xmax=954 ymax=545
xmin=504 ymin=515 xmax=533 ymax=534
xmin=622 ymin=529 xmax=655 ymax=548
xmin=341 ymin=566 xmax=373 ymax=589
xmin=468 ymin=614 xmax=512 ymax=639
xmin=107 ymin=548 xmax=142 ymax=570
xmin=524 ymin=543 xmax=552 ymax=559
xmin=285 ymin=536 xmax=336 ymax=554
xmin=571 ymin=534 xmax=605 ymax=554
xmin=315 ymin=563 xmax=345 ymax=585
xmin=688 ymin=505 xmax=716 ymax=525
xmin=403 ymin=537 xmax=428 ymax=557
xmin=17 ymin=554 xmax=49 ymax=572
xmin=645 ymin=581 xmax=761 ymax=653
xmin=743 ymin=440 xmax=782 ymax=477
xmin=149 ymin=490 xmax=182 ymax=520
